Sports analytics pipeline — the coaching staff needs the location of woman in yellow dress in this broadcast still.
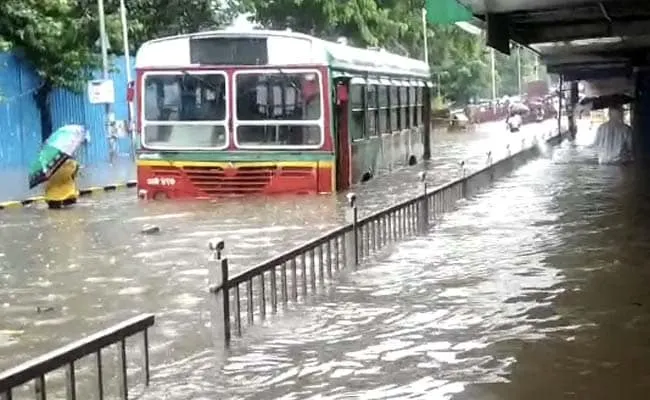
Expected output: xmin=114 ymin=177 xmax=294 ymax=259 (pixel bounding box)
xmin=44 ymin=159 xmax=80 ymax=209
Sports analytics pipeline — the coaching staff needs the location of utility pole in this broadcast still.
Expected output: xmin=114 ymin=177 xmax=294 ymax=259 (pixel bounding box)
xmin=517 ymin=45 xmax=522 ymax=94
xmin=119 ymin=0 xmax=135 ymax=159
xmin=422 ymin=8 xmax=429 ymax=65
xmin=97 ymin=0 xmax=115 ymax=162
xmin=119 ymin=0 xmax=132 ymax=118
xmin=490 ymin=47 xmax=496 ymax=102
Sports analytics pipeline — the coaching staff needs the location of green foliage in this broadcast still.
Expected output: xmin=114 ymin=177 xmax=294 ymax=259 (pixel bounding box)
xmin=240 ymin=0 xmax=405 ymax=47
xmin=0 ymin=0 xmax=101 ymax=92
xmin=0 ymin=0 xmax=240 ymax=92
xmin=241 ymin=0 xmax=546 ymax=104
xmin=82 ymin=0 xmax=243 ymax=52
xmin=0 ymin=0 xmax=239 ymax=138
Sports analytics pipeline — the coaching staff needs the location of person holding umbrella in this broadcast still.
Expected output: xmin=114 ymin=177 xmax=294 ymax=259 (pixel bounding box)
xmin=28 ymin=125 xmax=87 ymax=209
xmin=43 ymin=158 xmax=80 ymax=209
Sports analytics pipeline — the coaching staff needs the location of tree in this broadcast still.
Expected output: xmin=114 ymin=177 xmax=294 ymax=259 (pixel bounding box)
xmin=240 ymin=0 xmax=405 ymax=47
xmin=428 ymin=26 xmax=490 ymax=103
xmin=80 ymin=0 xmax=243 ymax=52
xmin=241 ymin=0 xmax=493 ymax=104
xmin=0 ymin=0 xmax=103 ymax=141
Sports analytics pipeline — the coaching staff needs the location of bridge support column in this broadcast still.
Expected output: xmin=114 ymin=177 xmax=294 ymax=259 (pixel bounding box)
xmin=568 ymin=81 xmax=578 ymax=140
xmin=634 ymin=70 xmax=650 ymax=162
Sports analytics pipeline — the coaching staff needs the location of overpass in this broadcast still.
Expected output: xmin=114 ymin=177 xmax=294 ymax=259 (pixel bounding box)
xmin=459 ymin=0 xmax=650 ymax=156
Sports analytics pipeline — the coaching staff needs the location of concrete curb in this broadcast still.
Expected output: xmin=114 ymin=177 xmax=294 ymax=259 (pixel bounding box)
xmin=0 ymin=180 xmax=137 ymax=210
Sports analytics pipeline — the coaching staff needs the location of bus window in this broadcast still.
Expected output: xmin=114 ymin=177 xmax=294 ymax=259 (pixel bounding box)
xmin=366 ymin=85 xmax=378 ymax=137
xmin=416 ymin=87 xmax=423 ymax=126
xmin=389 ymin=85 xmax=399 ymax=132
xmin=399 ymin=86 xmax=408 ymax=130
xmin=142 ymin=73 xmax=227 ymax=149
xmin=235 ymin=71 xmax=322 ymax=147
xmin=350 ymin=85 xmax=365 ymax=141
xmin=378 ymin=85 xmax=388 ymax=134
xmin=409 ymin=86 xmax=417 ymax=128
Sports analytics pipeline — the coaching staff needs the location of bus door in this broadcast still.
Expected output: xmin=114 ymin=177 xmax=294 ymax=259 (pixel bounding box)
xmin=334 ymin=80 xmax=351 ymax=190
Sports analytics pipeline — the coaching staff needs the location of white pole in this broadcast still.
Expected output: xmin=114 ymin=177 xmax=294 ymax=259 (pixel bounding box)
xmin=490 ymin=47 xmax=496 ymax=101
xmin=119 ymin=0 xmax=132 ymax=98
xmin=517 ymin=45 xmax=522 ymax=94
xmin=535 ymin=55 xmax=540 ymax=80
xmin=422 ymin=8 xmax=429 ymax=65
xmin=98 ymin=0 xmax=115 ymax=162
xmin=119 ymin=0 xmax=135 ymax=152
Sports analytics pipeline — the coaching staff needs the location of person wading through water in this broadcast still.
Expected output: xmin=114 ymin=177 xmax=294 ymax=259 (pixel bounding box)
xmin=44 ymin=158 xmax=80 ymax=209
xmin=593 ymin=105 xmax=633 ymax=165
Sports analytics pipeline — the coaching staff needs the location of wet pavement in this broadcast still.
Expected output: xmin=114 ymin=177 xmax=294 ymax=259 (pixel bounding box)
xmin=0 ymin=119 xmax=563 ymax=395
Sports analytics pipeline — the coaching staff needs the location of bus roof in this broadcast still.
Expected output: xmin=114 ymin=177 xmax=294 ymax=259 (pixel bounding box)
xmin=135 ymin=29 xmax=431 ymax=79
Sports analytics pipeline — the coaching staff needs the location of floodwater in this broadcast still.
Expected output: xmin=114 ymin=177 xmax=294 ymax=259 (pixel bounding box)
xmin=0 ymin=120 xmax=561 ymax=386
xmin=143 ymin=121 xmax=650 ymax=398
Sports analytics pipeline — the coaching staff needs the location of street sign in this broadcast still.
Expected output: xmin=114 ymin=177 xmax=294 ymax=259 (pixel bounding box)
xmin=87 ymin=80 xmax=115 ymax=104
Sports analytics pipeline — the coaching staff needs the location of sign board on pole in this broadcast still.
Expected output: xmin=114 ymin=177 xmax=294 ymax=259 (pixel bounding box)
xmin=87 ymin=80 xmax=115 ymax=104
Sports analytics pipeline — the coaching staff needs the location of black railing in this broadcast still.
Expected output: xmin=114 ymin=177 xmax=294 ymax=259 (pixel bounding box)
xmin=0 ymin=313 xmax=155 ymax=400
xmin=210 ymin=130 xmax=565 ymax=345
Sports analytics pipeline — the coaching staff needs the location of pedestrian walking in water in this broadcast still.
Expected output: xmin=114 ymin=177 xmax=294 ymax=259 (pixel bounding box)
xmin=593 ymin=105 xmax=633 ymax=164
xmin=27 ymin=124 xmax=87 ymax=209
xmin=44 ymin=158 xmax=80 ymax=209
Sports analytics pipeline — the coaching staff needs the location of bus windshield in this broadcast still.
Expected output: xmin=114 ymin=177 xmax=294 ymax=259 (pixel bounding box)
xmin=142 ymin=72 xmax=227 ymax=149
xmin=234 ymin=70 xmax=322 ymax=148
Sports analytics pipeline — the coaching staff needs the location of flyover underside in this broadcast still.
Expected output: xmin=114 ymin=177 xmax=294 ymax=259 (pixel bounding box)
xmin=459 ymin=0 xmax=650 ymax=79
xmin=458 ymin=0 xmax=650 ymax=157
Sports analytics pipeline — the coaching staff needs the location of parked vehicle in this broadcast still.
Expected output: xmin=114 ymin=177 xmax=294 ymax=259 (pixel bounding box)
xmin=133 ymin=30 xmax=432 ymax=199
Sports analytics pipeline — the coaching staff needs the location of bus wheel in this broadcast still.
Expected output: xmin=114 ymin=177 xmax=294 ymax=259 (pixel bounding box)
xmin=408 ymin=155 xmax=417 ymax=166
xmin=361 ymin=171 xmax=373 ymax=183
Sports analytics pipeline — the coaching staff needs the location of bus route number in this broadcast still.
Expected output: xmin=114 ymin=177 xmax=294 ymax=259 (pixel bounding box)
xmin=147 ymin=177 xmax=176 ymax=186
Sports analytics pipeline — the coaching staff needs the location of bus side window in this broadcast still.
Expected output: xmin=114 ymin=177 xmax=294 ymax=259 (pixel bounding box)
xmin=378 ymin=85 xmax=388 ymax=135
xmin=350 ymin=84 xmax=364 ymax=141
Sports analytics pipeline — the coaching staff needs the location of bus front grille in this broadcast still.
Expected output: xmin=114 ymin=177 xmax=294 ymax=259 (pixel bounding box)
xmin=183 ymin=165 xmax=274 ymax=194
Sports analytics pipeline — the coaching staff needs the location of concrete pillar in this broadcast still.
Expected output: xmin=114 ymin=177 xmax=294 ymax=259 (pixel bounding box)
xmin=632 ymin=73 xmax=641 ymax=162
xmin=635 ymin=70 xmax=650 ymax=163
xmin=568 ymin=81 xmax=579 ymax=140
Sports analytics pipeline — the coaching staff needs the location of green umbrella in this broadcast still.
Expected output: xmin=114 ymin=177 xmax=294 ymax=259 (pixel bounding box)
xmin=28 ymin=125 xmax=86 ymax=189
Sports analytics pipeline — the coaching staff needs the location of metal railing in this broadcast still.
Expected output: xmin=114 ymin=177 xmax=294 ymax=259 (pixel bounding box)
xmin=0 ymin=314 xmax=154 ymax=400
xmin=209 ymin=131 xmax=563 ymax=345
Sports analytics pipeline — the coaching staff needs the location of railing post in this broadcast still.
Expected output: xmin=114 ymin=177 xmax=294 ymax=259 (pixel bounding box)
xmin=208 ymin=239 xmax=231 ymax=346
xmin=345 ymin=193 xmax=358 ymax=268
xmin=418 ymin=172 xmax=428 ymax=234
xmin=487 ymin=150 xmax=495 ymax=182
xmin=459 ymin=161 xmax=467 ymax=198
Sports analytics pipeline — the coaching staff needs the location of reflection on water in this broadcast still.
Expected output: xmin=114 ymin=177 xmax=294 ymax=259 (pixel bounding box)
xmin=0 ymin=121 xmax=558 ymax=381
xmin=130 ymin=124 xmax=650 ymax=399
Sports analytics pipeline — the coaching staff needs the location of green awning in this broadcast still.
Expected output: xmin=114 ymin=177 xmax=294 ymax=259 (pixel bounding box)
xmin=425 ymin=0 xmax=473 ymax=24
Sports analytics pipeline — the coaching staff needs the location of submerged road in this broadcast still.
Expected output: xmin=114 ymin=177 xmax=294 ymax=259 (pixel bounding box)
xmin=136 ymin=123 xmax=650 ymax=399
xmin=0 ymin=120 xmax=561 ymax=379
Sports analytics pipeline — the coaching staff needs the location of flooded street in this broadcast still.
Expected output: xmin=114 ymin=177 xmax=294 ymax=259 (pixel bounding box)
xmin=0 ymin=120 xmax=559 ymax=376
xmin=130 ymin=122 xmax=650 ymax=399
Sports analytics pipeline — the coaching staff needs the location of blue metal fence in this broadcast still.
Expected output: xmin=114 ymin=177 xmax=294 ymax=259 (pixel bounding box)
xmin=0 ymin=52 xmax=136 ymax=200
